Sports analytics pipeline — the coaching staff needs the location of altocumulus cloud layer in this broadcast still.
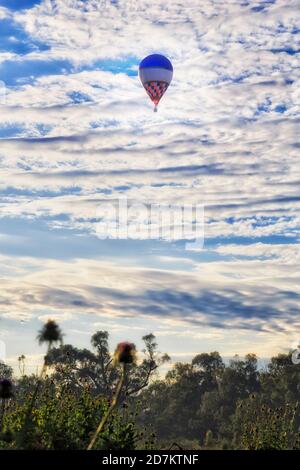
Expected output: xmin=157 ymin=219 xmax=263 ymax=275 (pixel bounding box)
xmin=0 ymin=0 xmax=299 ymax=367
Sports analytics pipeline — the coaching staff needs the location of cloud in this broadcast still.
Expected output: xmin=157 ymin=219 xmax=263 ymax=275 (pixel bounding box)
xmin=0 ymin=249 xmax=299 ymax=329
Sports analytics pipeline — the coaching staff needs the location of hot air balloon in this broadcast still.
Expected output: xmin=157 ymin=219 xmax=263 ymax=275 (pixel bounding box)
xmin=139 ymin=54 xmax=173 ymax=112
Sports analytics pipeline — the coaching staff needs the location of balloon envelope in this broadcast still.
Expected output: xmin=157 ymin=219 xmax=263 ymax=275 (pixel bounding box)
xmin=139 ymin=54 xmax=173 ymax=110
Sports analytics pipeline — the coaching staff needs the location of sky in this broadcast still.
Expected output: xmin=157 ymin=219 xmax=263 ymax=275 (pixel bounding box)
xmin=0 ymin=0 xmax=299 ymax=374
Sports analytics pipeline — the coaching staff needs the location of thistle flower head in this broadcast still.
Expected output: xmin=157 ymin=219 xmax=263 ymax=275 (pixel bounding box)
xmin=37 ymin=320 xmax=63 ymax=347
xmin=113 ymin=342 xmax=137 ymax=365
xmin=0 ymin=379 xmax=13 ymax=399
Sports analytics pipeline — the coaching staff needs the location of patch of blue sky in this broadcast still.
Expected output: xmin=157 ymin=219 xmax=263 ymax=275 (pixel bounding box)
xmin=93 ymin=57 xmax=139 ymax=76
xmin=237 ymin=116 xmax=257 ymax=124
xmin=0 ymin=186 xmax=82 ymax=198
xmin=275 ymin=23 xmax=299 ymax=34
xmin=0 ymin=213 xmax=226 ymax=267
xmin=90 ymin=120 xmax=119 ymax=129
xmin=151 ymin=182 xmax=183 ymax=188
xmin=274 ymin=104 xmax=287 ymax=113
xmin=95 ymin=188 xmax=112 ymax=195
xmin=0 ymin=55 xmax=139 ymax=88
xmin=0 ymin=123 xmax=25 ymax=138
xmin=0 ymin=214 xmax=297 ymax=268
xmin=95 ymin=184 xmax=142 ymax=194
xmin=67 ymin=91 xmax=93 ymax=104
xmin=35 ymin=123 xmax=52 ymax=136
xmin=251 ymin=6 xmax=266 ymax=12
xmin=113 ymin=185 xmax=131 ymax=191
xmin=0 ymin=18 xmax=49 ymax=55
xmin=0 ymin=0 xmax=42 ymax=10
xmin=0 ymin=216 xmax=195 ymax=261
xmin=233 ymin=72 xmax=253 ymax=84
xmin=223 ymin=215 xmax=293 ymax=226
xmin=0 ymin=58 xmax=73 ymax=86
xmin=204 ymin=234 xmax=299 ymax=248
xmin=210 ymin=71 xmax=254 ymax=87
xmin=254 ymin=97 xmax=272 ymax=116
xmin=249 ymin=0 xmax=276 ymax=11
xmin=270 ymin=47 xmax=300 ymax=55
xmin=0 ymin=123 xmax=53 ymax=139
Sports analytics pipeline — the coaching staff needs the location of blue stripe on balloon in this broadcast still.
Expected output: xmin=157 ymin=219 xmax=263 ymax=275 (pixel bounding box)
xmin=139 ymin=54 xmax=173 ymax=71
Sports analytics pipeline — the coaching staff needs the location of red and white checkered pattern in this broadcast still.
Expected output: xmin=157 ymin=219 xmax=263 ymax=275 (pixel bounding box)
xmin=143 ymin=81 xmax=169 ymax=105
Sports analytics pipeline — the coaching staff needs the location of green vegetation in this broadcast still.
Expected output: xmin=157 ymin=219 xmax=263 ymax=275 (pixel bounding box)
xmin=0 ymin=321 xmax=299 ymax=450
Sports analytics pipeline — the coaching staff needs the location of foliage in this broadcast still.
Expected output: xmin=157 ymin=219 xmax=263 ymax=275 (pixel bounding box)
xmin=1 ymin=380 xmax=147 ymax=449
xmin=137 ymin=352 xmax=300 ymax=449
xmin=235 ymin=398 xmax=300 ymax=450
xmin=45 ymin=331 xmax=169 ymax=399
xmin=0 ymin=362 xmax=13 ymax=381
xmin=0 ymin=324 xmax=299 ymax=450
xmin=0 ymin=327 xmax=164 ymax=450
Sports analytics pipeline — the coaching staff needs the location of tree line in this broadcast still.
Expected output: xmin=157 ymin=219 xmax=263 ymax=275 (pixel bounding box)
xmin=0 ymin=324 xmax=299 ymax=449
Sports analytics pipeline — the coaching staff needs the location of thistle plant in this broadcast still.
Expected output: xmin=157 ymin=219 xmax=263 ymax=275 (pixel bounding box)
xmin=19 ymin=320 xmax=63 ymax=448
xmin=87 ymin=342 xmax=136 ymax=450
xmin=113 ymin=342 xmax=137 ymax=366
xmin=238 ymin=397 xmax=300 ymax=450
